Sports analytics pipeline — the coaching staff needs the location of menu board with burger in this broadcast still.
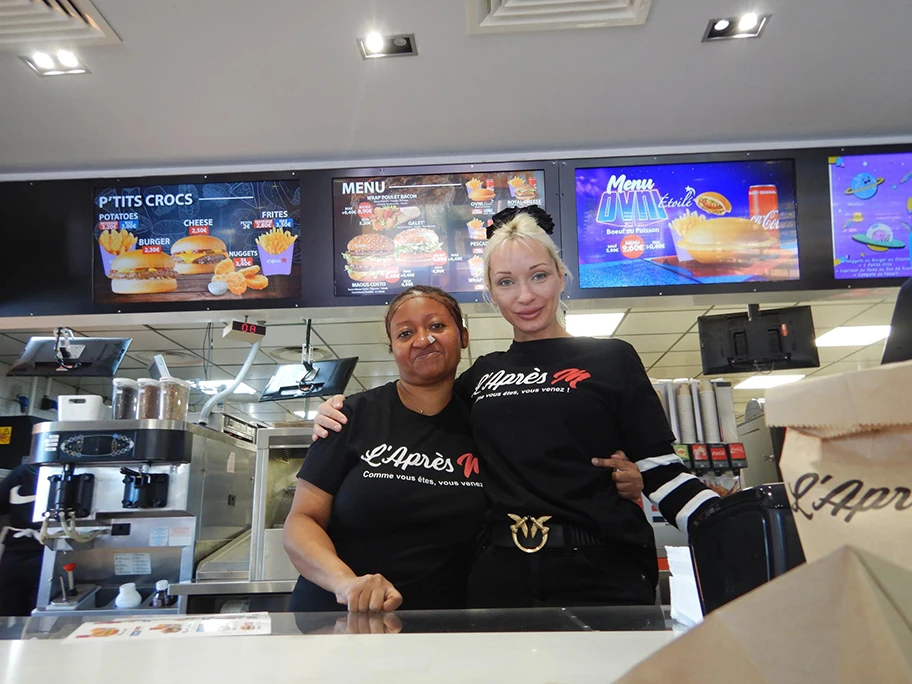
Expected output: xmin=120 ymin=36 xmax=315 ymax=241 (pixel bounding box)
xmin=332 ymin=170 xmax=545 ymax=296
xmin=575 ymin=160 xmax=799 ymax=288
xmin=829 ymin=152 xmax=912 ymax=280
xmin=93 ymin=181 xmax=301 ymax=304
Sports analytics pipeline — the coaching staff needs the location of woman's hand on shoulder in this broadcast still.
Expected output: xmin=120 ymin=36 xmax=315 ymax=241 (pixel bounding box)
xmin=591 ymin=450 xmax=644 ymax=502
xmin=334 ymin=573 xmax=403 ymax=613
xmin=311 ymin=395 xmax=348 ymax=441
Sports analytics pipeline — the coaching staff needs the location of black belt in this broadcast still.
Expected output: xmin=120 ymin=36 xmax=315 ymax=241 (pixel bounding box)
xmin=489 ymin=514 xmax=604 ymax=553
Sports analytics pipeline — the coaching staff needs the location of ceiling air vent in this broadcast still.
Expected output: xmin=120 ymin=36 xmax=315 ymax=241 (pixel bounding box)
xmin=466 ymin=0 xmax=652 ymax=34
xmin=0 ymin=0 xmax=120 ymax=51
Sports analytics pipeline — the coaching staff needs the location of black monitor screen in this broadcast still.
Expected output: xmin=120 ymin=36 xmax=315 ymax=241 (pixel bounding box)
xmin=259 ymin=358 xmax=359 ymax=402
xmin=698 ymin=306 xmax=819 ymax=375
xmin=7 ymin=337 xmax=131 ymax=377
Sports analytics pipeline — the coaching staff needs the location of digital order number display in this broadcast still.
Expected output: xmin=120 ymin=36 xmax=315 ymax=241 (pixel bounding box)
xmin=232 ymin=321 xmax=267 ymax=337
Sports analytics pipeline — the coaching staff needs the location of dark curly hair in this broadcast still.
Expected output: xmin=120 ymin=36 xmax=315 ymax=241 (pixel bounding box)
xmin=486 ymin=205 xmax=555 ymax=239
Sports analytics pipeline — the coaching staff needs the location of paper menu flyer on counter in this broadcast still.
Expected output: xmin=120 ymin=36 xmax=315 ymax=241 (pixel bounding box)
xmin=93 ymin=181 xmax=301 ymax=305
xmin=332 ymin=170 xmax=545 ymax=297
xmin=575 ymin=159 xmax=799 ymax=289
xmin=65 ymin=613 xmax=272 ymax=642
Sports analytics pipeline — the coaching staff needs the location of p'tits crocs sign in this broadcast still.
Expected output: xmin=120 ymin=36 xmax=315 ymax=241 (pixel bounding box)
xmin=96 ymin=192 xmax=194 ymax=209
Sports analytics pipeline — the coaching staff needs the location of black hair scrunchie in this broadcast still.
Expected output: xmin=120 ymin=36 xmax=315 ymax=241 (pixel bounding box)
xmin=486 ymin=205 xmax=555 ymax=240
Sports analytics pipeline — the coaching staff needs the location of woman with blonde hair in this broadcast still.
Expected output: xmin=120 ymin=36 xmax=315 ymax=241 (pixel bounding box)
xmin=315 ymin=206 xmax=717 ymax=608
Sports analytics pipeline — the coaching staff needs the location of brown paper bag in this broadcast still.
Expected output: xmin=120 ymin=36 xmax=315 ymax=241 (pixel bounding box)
xmin=616 ymin=546 xmax=912 ymax=683
xmin=764 ymin=360 xmax=912 ymax=569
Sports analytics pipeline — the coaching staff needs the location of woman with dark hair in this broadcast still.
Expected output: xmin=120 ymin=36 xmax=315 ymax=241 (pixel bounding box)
xmin=315 ymin=206 xmax=719 ymax=609
xmin=284 ymin=286 xmax=486 ymax=612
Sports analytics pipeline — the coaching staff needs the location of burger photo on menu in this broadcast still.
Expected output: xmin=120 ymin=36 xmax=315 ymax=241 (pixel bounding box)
xmin=109 ymin=251 xmax=178 ymax=295
xmin=343 ymin=233 xmax=398 ymax=282
xmin=394 ymin=227 xmax=444 ymax=269
xmin=170 ymin=235 xmax=230 ymax=274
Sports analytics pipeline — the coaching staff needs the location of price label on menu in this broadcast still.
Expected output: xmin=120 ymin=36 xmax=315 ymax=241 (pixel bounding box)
xmin=188 ymin=225 xmax=210 ymax=236
xmin=233 ymin=257 xmax=254 ymax=268
xmin=254 ymin=219 xmax=273 ymax=229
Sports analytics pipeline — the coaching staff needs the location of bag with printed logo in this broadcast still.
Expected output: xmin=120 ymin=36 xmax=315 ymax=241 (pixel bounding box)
xmin=763 ymin=359 xmax=912 ymax=570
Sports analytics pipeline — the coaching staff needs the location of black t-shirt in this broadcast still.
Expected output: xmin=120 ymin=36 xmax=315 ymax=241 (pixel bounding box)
xmin=455 ymin=337 xmax=675 ymax=554
xmin=295 ymin=382 xmax=487 ymax=610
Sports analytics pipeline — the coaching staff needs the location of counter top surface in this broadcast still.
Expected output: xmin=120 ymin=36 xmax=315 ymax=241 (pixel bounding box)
xmin=0 ymin=630 xmax=675 ymax=683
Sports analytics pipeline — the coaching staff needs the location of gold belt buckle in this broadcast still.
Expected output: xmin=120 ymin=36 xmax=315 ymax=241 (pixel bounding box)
xmin=507 ymin=514 xmax=552 ymax=553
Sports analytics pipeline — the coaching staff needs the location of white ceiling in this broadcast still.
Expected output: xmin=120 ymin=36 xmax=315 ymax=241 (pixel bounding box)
xmin=1 ymin=0 xmax=912 ymax=175
xmin=0 ymin=293 xmax=898 ymax=425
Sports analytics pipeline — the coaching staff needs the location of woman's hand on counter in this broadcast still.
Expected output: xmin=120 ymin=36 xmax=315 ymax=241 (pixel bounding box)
xmin=335 ymin=573 xmax=403 ymax=613
xmin=312 ymin=395 xmax=348 ymax=440
xmin=592 ymin=451 xmax=644 ymax=502
xmin=333 ymin=612 xmax=404 ymax=635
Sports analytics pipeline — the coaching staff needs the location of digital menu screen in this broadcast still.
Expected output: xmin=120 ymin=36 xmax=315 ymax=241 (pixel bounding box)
xmin=332 ymin=170 xmax=545 ymax=296
xmin=829 ymin=152 xmax=912 ymax=280
xmin=575 ymin=160 xmax=799 ymax=288
xmin=93 ymin=180 xmax=301 ymax=304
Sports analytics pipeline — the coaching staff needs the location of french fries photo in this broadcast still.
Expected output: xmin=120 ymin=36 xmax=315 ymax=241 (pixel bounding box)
xmin=255 ymin=227 xmax=297 ymax=254
xmin=99 ymin=228 xmax=138 ymax=255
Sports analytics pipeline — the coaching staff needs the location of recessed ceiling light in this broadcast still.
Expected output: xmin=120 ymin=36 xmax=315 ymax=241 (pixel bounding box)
xmin=293 ymin=410 xmax=318 ymax=420
xmin=565 ymin=312 xmax=625 ymax=337
xmin=57 ymin=50 xmax=79 ymax=68
xmin=357 ymin=33 xmax=418 ymax=59
xmin=192 ymin=380 xmax=257 ymax=396
xmin=734 ymin=374 xmax=805 ymax=390
xmin=21 ymin=50 xmax=89 ymax=77
xmin=815 ymin=326 xmax=891 ymax=347
xmin=364 ymin=31 xmax=385 ymax=53
xmin=32 ymin=52 xmax=54 ymax=69
xmin=703 ymin=13 xmax=770 ymax=41
xmin=738 ymin=13 xmax=758 ymax=31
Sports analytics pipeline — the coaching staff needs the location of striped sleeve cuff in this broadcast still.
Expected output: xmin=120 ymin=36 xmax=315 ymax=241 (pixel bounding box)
xmin=639 ymin=455 xmax=720 ymax=534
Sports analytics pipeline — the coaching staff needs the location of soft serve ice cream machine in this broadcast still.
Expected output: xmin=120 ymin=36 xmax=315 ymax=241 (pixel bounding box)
xmin=29 ymin=419 xmax=255 ymax=614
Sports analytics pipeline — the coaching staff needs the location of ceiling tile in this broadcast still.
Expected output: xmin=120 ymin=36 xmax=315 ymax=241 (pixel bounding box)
xmin=154 ymin=327 xmax=250 ymax=351
xmin=655 ymin=350 xmax=704 ymax=367
xmin=616 ymin=311 xmax=702 ymax=336
xmin=808 ymin=304 xmax=875 ymax=329
xmin=669 ymin=334 xmax=701 ymax=352
xmin=91 ymin=330 xmax=179 ymax=352
xmin=807 ymin=360 xmax=878 ymax=377
xmin=614 ymin=334 xmax=681 ymax=354
xmin=350 ymin=360 xmax=399 ymax=377
xmin=842 ymin=303 xmax=896 ymax=326
xmin=646 ymin=365 xmax=703 ymax=380
xmin=839 ymin=345 xmax=888 ymax=363
xmin=315 ymin=322 xmax=387 ymax=346
xmin=220 ymin=365 xmax=281 ymax=380
xmin=815 ymin=347 xmax=857 ymax=364
xmin=208 ymin=349 xmax=275 ymax=366
xmin=330 ymin=344 xmax=394 ymax=363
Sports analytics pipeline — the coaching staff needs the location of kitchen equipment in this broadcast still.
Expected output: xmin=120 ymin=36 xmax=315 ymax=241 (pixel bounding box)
xmin=58 ymin=395 xmax=107 ymax=421
xmin=29 ymin=419 xmax=255 ymax=615
xmin=688 ymin=483 xmax=805 ymax=614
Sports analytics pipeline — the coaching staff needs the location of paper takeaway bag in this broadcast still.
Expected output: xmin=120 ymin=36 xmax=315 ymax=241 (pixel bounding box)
xmin=763 ymin=359 xmax=912 ymax=569
xmin=616 ymin=546 xmax=912 ymax=683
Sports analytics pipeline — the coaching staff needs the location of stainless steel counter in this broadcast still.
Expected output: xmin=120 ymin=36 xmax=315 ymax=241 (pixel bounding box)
xmin=169 ymin=580 xmax=297 ymax=596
